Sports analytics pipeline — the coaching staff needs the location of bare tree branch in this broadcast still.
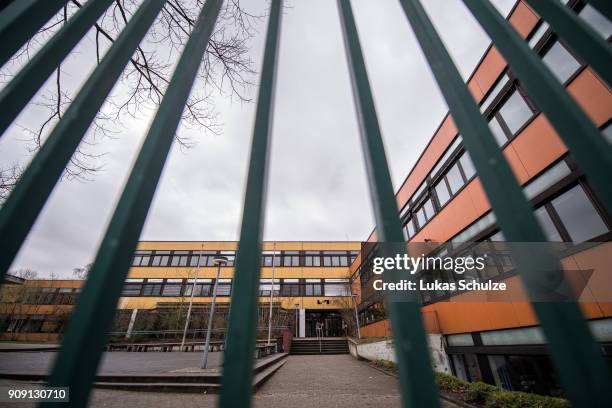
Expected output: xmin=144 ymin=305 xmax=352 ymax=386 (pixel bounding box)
xmin=0 ymin=0 xmax=261 ymax=199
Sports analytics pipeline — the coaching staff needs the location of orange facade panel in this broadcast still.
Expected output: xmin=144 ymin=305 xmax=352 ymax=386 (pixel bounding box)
xmin=567 ymin=68 xmax=612 ymax=127
xmin=396 ymin=115 xmax=458 ymax=209
xmin=508 ymin=1 xmax=539 ymax=39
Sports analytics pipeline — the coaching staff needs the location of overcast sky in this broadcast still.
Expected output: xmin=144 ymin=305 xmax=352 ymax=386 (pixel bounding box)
xmin=0 ymin=0 xmax=515 ymax=277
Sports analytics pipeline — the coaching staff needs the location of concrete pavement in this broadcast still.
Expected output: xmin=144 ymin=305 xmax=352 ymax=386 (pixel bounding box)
xmin=0 ymin=355 xmax=459 ymax=407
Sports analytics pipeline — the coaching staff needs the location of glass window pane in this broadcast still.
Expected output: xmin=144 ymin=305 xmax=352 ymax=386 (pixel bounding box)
xmin=603 ymin=123 xmax=612 ymax=145
xmin=480 ymin=74 xmax=510 ymax=112
xmin=459 ymin=153 xmax=476 ymax=180
xmin=498 ymin=89 xmax=533 ymax=134
xmin=431 ymin=135 xmax=463 ymax=176
xmin=551 ymin=185 xmax=608 ymax=242
xmin=579 ymin=4 xmax=612 ymax=39
xmin=416 ymin=207 xmax=426 ymax=228
xmin=162 ymin=285 xmax=181 ymax=296
xmin=523 ymin=160 xmax=571 ymax=199
xmin=423 ymin=198 xmax=435 ymax=220
xmin=405 ymin=219 xmax=415 ymax=239
xmin=542 ymin=42 xmax=580 ymax=83
xmin=488 ymin=117 xmax=508 ymax=146
xmin=446 ymin=164 xmax=464 ymax=195
xmin=528 ymin=22 xmax=550 ymax=48
xmin=435 ymin=180 xmax=451 ymax=207
xmin=534 ymin=206 xmax=563 ymax=242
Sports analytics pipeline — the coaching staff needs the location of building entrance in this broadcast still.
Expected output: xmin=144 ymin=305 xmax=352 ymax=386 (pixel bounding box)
xmin=305 ymin=310 xmax=345 ymax=337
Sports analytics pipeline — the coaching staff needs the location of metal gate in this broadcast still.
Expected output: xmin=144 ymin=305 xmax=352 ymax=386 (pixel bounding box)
xmin=0 ymin=0 xmax=610 ymax=407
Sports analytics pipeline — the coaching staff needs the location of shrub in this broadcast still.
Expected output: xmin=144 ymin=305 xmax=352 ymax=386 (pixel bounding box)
xmin=436 ymin=372 xmax=469 ymax=393
xmin=485 ymin=390 xmax=570 ymax=408
xmin=465 ymin=381 xmax=498 ymax=403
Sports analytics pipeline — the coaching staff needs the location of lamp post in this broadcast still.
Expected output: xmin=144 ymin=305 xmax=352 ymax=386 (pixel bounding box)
xmin=180 ymin=244 xmax=204 ymax=351
xmin=201 ymin=255 xmax=227 ymax=369
xmin=267 ymin=244 xmax=276 ymax=345
xmin=351 ymin=293 xmax=361 ymax=339
xmin=294 ymin=303 xmax=299 ymax=338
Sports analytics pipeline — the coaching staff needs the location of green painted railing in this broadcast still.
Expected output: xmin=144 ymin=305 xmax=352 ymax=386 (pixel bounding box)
xmin=0 ymin=0 xmax=609 ymax=407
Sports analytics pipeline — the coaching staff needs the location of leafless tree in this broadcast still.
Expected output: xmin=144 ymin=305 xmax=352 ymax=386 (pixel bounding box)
xmin=0 ymin=164 xmax=22 ymax=204
xmin=8 ymin=268 xmax=39 ymax=280
xmin=1 ymin=0 xmax=261 ymax=199
xmin=72 ymin=263 xmax=91 ymax=279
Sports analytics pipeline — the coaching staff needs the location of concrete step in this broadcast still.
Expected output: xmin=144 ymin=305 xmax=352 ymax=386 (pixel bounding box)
xmin=91 ymin=358 xmax=288 ymax=393
xmin=0 ymin=352 xmax=289 ymax=387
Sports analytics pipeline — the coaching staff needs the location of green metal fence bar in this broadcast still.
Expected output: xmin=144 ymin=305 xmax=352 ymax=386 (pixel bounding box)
xmin=0 ymin=0 xmax=116 ymax=136
xmin=43 ymin=1 xmax=223 ymax=407
xmin=398 ymin=1 xmax=611 ymax=406
xmin=218 ymin=1 xmax=282 ymax=406
xmin=462 ymin=0 xmax=612 ymax=215
xmin=585 ymin=0 xmax=611 ymax=20
xmin=0 ymin=0 xmax=166 ymax=284
xmin=337 ymin=1 xmax=440 ymax=407
xmin=0 ymin=0 xmax=68 ymax=67
xmin=525 ymin=0 xmax=611 ymax=86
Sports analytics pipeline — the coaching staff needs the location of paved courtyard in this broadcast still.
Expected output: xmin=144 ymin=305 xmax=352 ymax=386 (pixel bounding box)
xmin=0 ymin=354 xmax=457 ymax=407
xmin=0 ymin=351 xmax=223 ymax=374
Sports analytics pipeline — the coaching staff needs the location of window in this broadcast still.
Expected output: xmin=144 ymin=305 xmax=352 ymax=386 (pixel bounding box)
xmin=259 ymin=279 xmax=280 ymax=296
xmin=497 ymin=89 xmax=534 ymax=135
xmin=430 ymin=135 xmax=463 ymax=176
xmin=459 ymin=153 xmax=476 ymax=180
xmin=262 ymin=251 xmax=281 ymax=267
xmin=550 ymin=184 xmax=608 ymax=242
xmin=123 ymin=279 xmax=144 ymax=296
xmin=132 ymin=251 xmax=151 ymax=266
xmin=215 ymin=279 xmax=232 ymax=296
xmin=151 ymin=251 xmax=170 ymax=267
xmin=322 ymin=251 xmax=349 ymax=267
xmin=603 ymin=123 xmax=612 ymax=145
xmin=480 ymin=74 xmax=510 ymax=113
xmin=190 ymin=251 xmax=204 ymax=267
xmin=445 ymin=164 xmax=464 ymax=195
xmin=280 ymin=279 xmax=300 ymax=296
xmin=184 ymin=279 xmax=212 ymax=296
xmin=578 ymin=4 xmax=612 ymax=40
xmin=405 ymin=219 xmax=416 ymax=239
xmin=433 ymin=152 xmax=476 ymax=209
xmin=528 ymin=22 xmax=550 ymax=48
xmin=488 ymin=117 xmax=508 ymax=146
xmin=170 ymin=251 xmax=189 ymax=267
xmin=282 ymin=251 xmax=300 ymax=267
xmin=304 ymin=279 xmax=322 ymax=296
xmin=142 ymin=280 xmax=162 ymax=296
xmin=162 ymin=279 xmax=183 ymax=296
xmin=542 ymin=41 xmax=580 ymax=83
xmin=324 ymin=279 xmax=350 ymax=296
xmin=304 ymin=251 xmax=321 ymax=267
xmin=435 ymin=179 xmax=451 ymax=207
xmin=523 ymin=160 xmax=572 ymax=199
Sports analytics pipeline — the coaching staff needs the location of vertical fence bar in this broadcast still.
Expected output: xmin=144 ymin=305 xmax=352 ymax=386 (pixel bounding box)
xmin=0 ymin=0 xmax=166 ymax=284
xmin=336 ymin=1 xmax=440 ymax=407
xmin=461 ymin=0 xmax=612 ymax=214
xmin=524 ymin=0 xmax=611 ymax=86
xmin=43 ymin=1 xmax=223 ymax=407
xmin=585 ymin=0 xmax=611 ymax=20
xmin=219 ymin=1 xmax=282 ymax=406
xmin=397 ymin=1 xmax=612 ymax=406
xmin=0 ymin=0 xmax=67 ymax=67
xmin=0 ymin=0 xmax=117 ymax=136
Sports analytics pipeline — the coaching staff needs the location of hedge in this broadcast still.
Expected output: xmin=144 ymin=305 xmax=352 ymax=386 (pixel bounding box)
xmin=371 ymin=361 xmax=569 ymax=408
xmin=435 ymin=372 xmax=569 ymax=408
